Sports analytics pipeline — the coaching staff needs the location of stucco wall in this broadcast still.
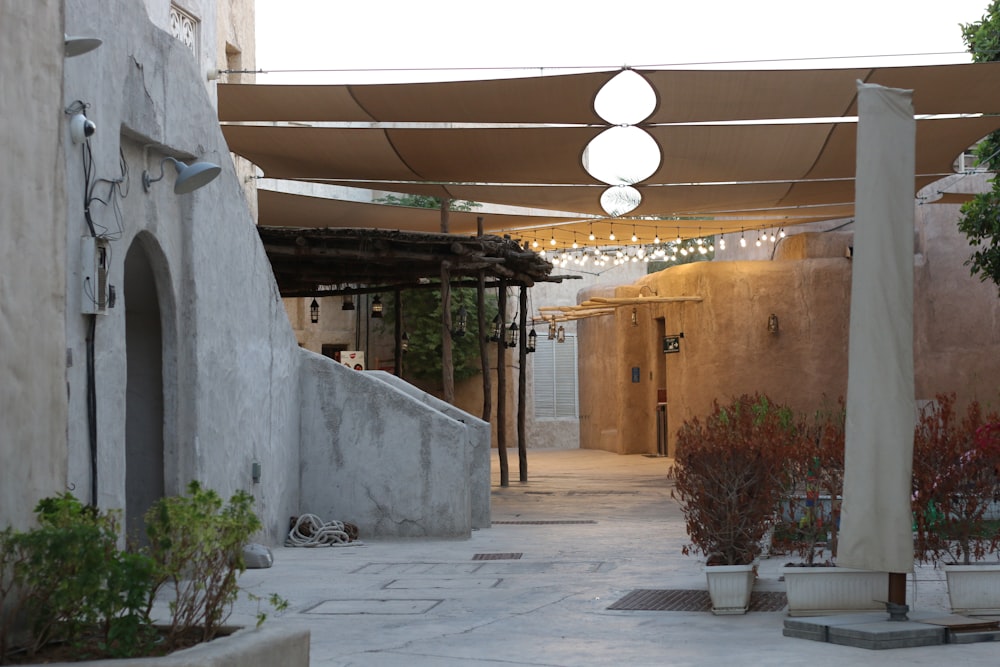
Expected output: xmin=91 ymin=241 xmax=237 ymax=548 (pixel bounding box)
xmin=578 ymin=202 xmax=1000 ymax=455
xmin=0 ymin=0 xmax=68 ymax=529
xmin=298 ymin=352 xmax=479 ymax=538
xmin=61 ymin=0 xmax=299 ymax=543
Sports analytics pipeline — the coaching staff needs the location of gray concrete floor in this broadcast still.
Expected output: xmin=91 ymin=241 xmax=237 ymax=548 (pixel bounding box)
xmin=232 ymin=448 xmax=1000 ymax=666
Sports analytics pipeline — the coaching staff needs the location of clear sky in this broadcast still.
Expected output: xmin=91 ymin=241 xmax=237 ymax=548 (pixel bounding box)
xmin=255 ymin=0 xmax=992 ymax=85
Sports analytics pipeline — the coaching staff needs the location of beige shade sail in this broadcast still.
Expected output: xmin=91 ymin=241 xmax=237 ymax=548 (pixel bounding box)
xmin=220 ymin=62 xmax=1000 ymax=249
xmin=219 ymin=63 xmax=1000 ymax=124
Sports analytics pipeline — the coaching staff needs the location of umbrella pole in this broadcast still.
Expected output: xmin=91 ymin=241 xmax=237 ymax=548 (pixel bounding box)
xmin=888 ymin=572 xmax=906 ymax=607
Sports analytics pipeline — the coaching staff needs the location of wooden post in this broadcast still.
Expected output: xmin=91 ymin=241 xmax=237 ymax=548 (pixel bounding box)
xmin=478 ymin=270 xmax=491 ymax=423
xmin=394 ymin=289 xmax=403 ymax=377
xmin=517 ymin=285 xmax=528 ymax=482
xmin=441 ymin=261 xmax=454 ymax=404
xmin=888 ymin=572 xmax=907 ymax=608
xmin=496 ymin=282 xmax=509 ymax=487
xmin=476 ymin=217 xmax=491 ymax=423
xmin=440 ymin=198 xmax=451 ymax=233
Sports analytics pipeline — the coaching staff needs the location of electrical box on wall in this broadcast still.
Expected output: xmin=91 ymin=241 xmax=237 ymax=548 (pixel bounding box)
xmin=81 ymin=236 xmax=111 ymax=314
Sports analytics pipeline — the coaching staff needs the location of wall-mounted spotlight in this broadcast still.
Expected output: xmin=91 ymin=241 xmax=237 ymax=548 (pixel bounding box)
xmin=142 ymin=156 xmax=221 ymax=194
xmin=310 ymin=298 xmax=319 ymax=324
xmin=65 ymin=34 xmax=102 ymax=57
xmin=370 ymin=294 xmax=383 ymax=318
xmin=768 ymin=313 xmax=780 ymax=335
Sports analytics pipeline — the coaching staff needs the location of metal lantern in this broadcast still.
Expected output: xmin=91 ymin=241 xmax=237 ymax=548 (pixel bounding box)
xmin=341 ymin=294 xmax=355 ymax=311
xmin=527 ymin=328 xmax=537 ymax=353
xmin=547 ymin=317 xmax=557 ymax=340
xmin=489 ymin=313 xmax=502 ymax=342
xmin=309 ymin=298 xmax=319 ymax=324
xmin=401 ymin=331 xmax=409 ymax=353
xmin=452 ymin=305 xmax=468 ymax=338
xmin=371 ymin=294 xmax=383 ymax=318
xmin=505 ymin=321 xmax=519 ymax=348
xmin=557 ymin=325 xmax=566 ymax=343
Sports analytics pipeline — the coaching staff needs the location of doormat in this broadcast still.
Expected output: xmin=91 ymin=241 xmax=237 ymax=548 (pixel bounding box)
xmin=472 ymin=553 xmax=524 ymax=560
xmin=608 ymin=589 xmax=787 ymax=612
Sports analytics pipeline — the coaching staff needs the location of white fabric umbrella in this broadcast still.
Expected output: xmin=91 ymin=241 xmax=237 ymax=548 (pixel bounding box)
xmin=837 ymin=83 xmax=916 ymax=574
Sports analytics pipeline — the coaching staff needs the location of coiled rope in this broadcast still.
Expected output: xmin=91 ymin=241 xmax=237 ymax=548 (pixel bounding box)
xmin=286 ymin=513 xmax=360 ymax=547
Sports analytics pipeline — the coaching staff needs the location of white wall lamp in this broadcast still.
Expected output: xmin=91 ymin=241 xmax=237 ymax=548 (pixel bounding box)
xmin=65 ymin=34 xmax=102 ymax=57
xmin=142 ymin=156 xmax=221 ymax=194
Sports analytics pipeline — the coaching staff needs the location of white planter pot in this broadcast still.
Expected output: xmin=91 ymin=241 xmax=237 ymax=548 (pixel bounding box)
xmin=705 ymin=564 xmax=756 ymax=615
xmin=782 ymin=566 xmax=888 ymax=617
xmin=943 ymin=563 xmax=1000 ymax=616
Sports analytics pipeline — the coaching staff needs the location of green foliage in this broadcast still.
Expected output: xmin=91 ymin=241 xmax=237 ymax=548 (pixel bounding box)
xmin=374 ymin=193 xmax=481 ymax=212
xmin=383 ymin=288 xmax=497 ymax=382
xmin=144 ymin=481 xmax=261 ymax=648
xmin=958 ymin=2 xmax=1000 ymax=292
xmin=670 ymin=394 xmax=801 ymax=566
xmin=0 ymin=495 xmax=159 ymax=662
xmin=1 ymin=484 xmax=282 ymax=663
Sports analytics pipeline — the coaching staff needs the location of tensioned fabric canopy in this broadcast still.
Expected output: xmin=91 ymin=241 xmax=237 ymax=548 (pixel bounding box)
xmin=219 ymin=62 xmax=1000 ymax=244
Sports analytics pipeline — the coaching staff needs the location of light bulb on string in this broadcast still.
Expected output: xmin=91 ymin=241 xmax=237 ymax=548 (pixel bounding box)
xmin=550 ymin=234 xmax=557 ymax=246
xmin=779 ymin=228 xmax=786 ymax=238
xmin=654 ymin=229 xmax=660 ymax=244
xmin=740 ymin=229 xmax=747 ymax=248
xmin=609 ymin=224 xmax=616 ymax=242
xmin=588 ymin=224 xmax=595 ymax=241
xmin=631 ymin=225 xmax=638 ymax=243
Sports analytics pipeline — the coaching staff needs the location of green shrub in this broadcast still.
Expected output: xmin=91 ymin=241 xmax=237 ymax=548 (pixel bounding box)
xmin=1 ymin=483 xmax=282 ymax=663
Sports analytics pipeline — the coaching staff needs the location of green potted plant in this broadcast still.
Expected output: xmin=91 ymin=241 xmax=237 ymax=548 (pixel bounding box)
xmin=0 ymin=483 xmax=300 ymax=665
xmin=671 ymin=393 xmax=799 ymax=614
xmin=912 ymin=394 xmax=1000 ymax=615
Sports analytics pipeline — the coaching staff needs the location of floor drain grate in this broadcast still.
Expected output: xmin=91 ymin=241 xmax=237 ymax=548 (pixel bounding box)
xmin=492 ymin=520 xmax=598 ymax=525
xmin=607 ymin=589 xmax=787 ymax=612
xmin=472 ymin=553 xmax=523 ymax=560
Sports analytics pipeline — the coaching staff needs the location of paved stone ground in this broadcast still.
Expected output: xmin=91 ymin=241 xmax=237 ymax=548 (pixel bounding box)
xmin=231 ymin=448 xmax=1000 ymax=666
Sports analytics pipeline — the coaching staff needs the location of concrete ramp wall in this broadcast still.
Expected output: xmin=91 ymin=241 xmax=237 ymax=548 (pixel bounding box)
xmin=298 ymin=351 xmax=486 ymax=538
xmin=367 ymin=371 xmax=490 ymax=530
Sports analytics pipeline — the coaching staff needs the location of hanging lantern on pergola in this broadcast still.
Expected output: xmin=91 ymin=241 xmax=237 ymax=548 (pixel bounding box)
xmin=505 ymin=321 xmax=519 ymax=348
xmin=310 ymin=298 xmax=319 ymax=324
xmin=489 ymin=313 xmax=502 ymax=342
xmin=452 ymin=305 xmax=468 ymax=338
xmin=547 ymin=317 xmax=557 ymax=340
xmin=371 ymin=294 xmax=383 ymax=318
xmin=527 ymin=327 xmax=537 ymax=353
xmin=341 ymin=294 xmax=355 ymax=311
xmin=557 ymin=325 xmax=566 ymax=343
xmin=401 ymin=331 xmax=409 ymax=353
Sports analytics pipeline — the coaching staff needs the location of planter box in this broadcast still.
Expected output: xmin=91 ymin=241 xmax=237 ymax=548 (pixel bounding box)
xmin=40 ymin=623 xmax=309 ymax=667
xmin=943 ymin=563 xmax=1000 ymax=616
xmin=782 ymin=566 xmax=888 ymax=617
xmin=706 ymin=564 xmax=756 ymax=615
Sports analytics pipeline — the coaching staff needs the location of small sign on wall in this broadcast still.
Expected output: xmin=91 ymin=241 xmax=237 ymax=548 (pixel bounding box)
xmin=663 ymin=335 xmax=681 ymax=354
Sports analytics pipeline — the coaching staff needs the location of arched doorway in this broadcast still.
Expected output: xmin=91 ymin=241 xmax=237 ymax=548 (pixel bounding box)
xmin=124 ymin=240 xmax=165 ymax=544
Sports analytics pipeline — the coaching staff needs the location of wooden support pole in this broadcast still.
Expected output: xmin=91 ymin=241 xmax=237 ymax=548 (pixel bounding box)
xmin=394 ymin=289 xmax=403 ymax=377
xmin=441 ymin=261 xmax=455 ymax=404
xmin=517 ymin=285 xmax=528 ymax=483
xmin=496 ymin=282 xmax=509 ymax=487
xmin=888 ymin=572 xmax=907 ymax=608
xmin=440 ymin=198 xmax=451 ymax=234
xmin=478 ymin=270 xmax=491 ymax=424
